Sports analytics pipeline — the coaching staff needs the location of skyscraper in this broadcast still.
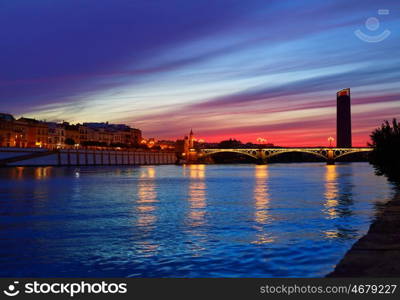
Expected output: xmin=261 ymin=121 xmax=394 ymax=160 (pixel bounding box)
xmin=336 ymin=88 xmax=352 ymax=147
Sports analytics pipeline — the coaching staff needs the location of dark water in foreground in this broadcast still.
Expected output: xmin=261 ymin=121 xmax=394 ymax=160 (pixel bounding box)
xmin=0 ymin=163 xmax=395 ymax=277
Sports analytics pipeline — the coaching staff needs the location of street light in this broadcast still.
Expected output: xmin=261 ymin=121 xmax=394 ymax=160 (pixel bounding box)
xmin=257 ymin=137 xmax=267 ymax=144
xmin=328 ymin=137 xmax=334 ymax=147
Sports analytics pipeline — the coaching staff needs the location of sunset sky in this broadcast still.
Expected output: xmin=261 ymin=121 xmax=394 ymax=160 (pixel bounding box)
xmin=1 ymin=0 xmax=399 ymax=146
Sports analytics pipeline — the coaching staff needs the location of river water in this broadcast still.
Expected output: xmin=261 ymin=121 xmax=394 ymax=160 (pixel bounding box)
xmin=0 ymin=163 xmax=395 ymax=277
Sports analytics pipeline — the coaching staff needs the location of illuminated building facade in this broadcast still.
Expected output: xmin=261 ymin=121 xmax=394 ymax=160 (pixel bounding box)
xmin=0 ymin=113 xmax=142 ymax=149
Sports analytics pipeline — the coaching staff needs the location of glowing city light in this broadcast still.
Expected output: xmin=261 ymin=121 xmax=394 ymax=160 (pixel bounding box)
xmin=328 ymin=137 xmax=334 ymax=147
xmin=257 ymin=137 xmax=267 ymax=144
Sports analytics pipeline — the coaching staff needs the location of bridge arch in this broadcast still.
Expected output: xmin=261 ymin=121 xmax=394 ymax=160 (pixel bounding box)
xmin=199 ymin=147 xmax=372 ymax=164
xmin=334 ymin=149 xmax=371 ymax=160
xmin=202 ymin=149 xmax=258 ymax=160
xmin=266 ymin=149 xmax=327 ymax=160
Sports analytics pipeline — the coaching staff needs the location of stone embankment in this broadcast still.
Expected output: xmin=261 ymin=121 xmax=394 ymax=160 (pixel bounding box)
xmin=0 ymin=147 xmax=176 ymax=166
xmin=328 ymin=190 xmax=400 ymax=277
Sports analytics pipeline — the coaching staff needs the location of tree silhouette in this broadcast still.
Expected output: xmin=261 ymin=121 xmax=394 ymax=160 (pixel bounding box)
xmin=370 ymin=118 xmax=400 ymax=182
xmin=218 ymin=138 xmax=243 ymax=148
xmin=65 ymin=138 xmax=75 ymax=146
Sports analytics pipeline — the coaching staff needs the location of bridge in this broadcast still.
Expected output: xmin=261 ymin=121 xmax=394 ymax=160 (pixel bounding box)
xmin=198 ymin=147 xmax=373 ymax=164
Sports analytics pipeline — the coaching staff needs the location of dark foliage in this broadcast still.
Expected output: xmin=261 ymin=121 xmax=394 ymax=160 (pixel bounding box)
xmin=369 ymin=118 xmax=400 ymax=182
xmin=109 ymin=143 xmax=128 ymax=148
xmin=64 ymin=138 xmax=75 ymax=145
xmin=135 ymin=143 xmax=149 ymax=149
xmin=218 ymin=138 xmax=243 ymax=148
xmin=81 ymin=141 xmax=108 ymax=147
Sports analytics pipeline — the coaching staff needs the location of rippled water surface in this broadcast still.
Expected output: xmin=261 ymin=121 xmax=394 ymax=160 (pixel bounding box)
xmin=0 ymin=163 xmax=395 ymax=277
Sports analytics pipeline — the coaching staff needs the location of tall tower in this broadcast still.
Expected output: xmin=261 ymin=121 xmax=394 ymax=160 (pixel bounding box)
xmin=336 ymin=88 xmax=352 ymax=148
xmin=189 ymin=129 xmax=194 ymax=149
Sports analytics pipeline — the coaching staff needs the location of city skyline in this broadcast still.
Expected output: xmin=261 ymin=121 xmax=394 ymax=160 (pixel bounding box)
xmin=1 ymin=1 xmax=400 ymax=146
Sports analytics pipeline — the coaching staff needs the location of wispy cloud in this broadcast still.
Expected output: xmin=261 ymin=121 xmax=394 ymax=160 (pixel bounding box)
xmin=1 ymin=0 xmax=399 ymax=146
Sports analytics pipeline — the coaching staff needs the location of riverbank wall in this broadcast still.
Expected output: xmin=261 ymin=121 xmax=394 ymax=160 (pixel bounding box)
xmin=0 ymin=147 xmax=176 ymax=167
xmin=328 ymin=189 xmax=400 ymax=277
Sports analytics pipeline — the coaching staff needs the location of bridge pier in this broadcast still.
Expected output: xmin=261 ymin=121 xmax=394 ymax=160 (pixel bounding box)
xmin=256 ymin=158 xmax=267 ymax=165
xmin=256 ymin=150 xmax=268 ymax=164
xmin=326 ymin=150 xmax=335 ymax=165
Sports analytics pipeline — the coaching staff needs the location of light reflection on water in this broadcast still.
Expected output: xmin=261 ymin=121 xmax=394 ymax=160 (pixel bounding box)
xmin=187 ymin=165 xmax=207 ymax=256
xmin=252 ymin=165 xmax=274 ymax=244
xmin=188 ymin=165 xmax=206 ymax=227
xmin=324 ymin=165 xmax=339 ymax=219
xmin=0 ymin=163 xmax=395 ymax=277
xmin=136 ymin=167 xmax=159 ymax=256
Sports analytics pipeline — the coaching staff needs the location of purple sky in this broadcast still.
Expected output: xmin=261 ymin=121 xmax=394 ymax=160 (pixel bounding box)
xmin=1 ymin=0 xmax=399 ymax=146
